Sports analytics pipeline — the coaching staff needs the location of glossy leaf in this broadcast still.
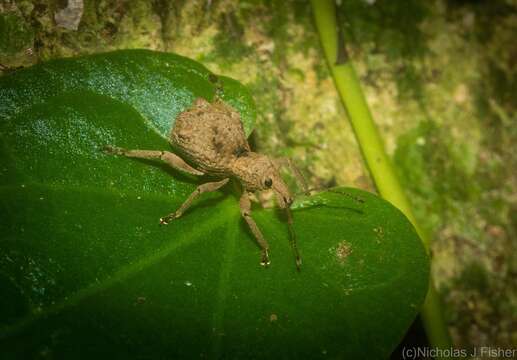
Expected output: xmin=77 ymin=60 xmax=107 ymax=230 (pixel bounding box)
xmin=0 ymin=50 xmax=429 ymax=359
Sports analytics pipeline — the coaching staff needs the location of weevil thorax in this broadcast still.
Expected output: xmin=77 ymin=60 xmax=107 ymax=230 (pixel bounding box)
xmin=231 ymin=153 xmax=293 ymax=208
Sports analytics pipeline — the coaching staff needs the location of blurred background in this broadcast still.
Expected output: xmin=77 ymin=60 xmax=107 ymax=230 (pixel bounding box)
xmin=1 ymin=0 xmax=515 ymax=352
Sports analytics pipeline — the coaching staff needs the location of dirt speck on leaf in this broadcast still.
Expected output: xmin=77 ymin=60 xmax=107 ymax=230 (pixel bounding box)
xmin=335 ymin=241 xmax=352 ymax=264
xmin=135 ymin=296 xmax=146 ymax=305
xmin=373 ymin=227 xmax=385 ymax=242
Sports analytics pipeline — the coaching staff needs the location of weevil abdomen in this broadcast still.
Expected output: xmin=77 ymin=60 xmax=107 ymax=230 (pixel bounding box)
xmin=170 ymin=98 xmax=250 ymax=175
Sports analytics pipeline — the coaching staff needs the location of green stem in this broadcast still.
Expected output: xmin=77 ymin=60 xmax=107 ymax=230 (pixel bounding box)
xmin=310 ymin=0 xmax=452 ymax=355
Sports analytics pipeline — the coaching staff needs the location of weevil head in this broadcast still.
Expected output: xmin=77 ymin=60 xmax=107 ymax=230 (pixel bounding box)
xmin=232 ymin=153 xmax=293 ymax=208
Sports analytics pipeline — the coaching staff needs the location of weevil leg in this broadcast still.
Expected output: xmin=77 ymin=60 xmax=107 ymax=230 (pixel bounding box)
xmin=103 ymin=146 xmax=204 ymax=176
xmin=285 ymin=207 xmax=302 ymax=271
xmin=274 ymin=157 xmax=310 ymax=195
xmin=239 ymin=191 xmax=270 ymax=267
xmin=160 ymin=178 xmax=230 ymax=224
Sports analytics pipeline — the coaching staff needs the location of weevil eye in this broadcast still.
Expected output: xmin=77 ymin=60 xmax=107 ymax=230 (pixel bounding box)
xmin=264 ymin=178 xmax=273 ymax=188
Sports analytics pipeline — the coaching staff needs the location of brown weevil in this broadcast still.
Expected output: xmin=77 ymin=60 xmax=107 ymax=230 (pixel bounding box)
xmin=104 ymin=97 xmax=307 ymax=270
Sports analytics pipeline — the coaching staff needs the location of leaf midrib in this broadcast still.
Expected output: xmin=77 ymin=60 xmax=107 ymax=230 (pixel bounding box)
xmin=0 ymin=188 xmax=235 ymax=339
xmin=210 ymin=215 xmax=239 ymax=358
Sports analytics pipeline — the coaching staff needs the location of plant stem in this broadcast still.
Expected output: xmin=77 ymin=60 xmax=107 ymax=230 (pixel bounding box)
xmin=310 ymin=0 xmax=452 ymax=355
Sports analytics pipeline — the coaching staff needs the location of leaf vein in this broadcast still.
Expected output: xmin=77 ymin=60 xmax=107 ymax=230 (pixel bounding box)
xmin=210 ymin=213 xmax=239 ymax=357
xmin=0 ymin=203 xmax=228 ymax=339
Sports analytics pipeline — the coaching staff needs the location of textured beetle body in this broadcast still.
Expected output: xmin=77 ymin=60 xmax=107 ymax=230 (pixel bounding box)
xmin=170 ymin=98 xmax=250 ymax=176
xmin=171 ymin=98 xmax=292 ymax=203
xmin=104 ymin=97 xmax=302 ymax=269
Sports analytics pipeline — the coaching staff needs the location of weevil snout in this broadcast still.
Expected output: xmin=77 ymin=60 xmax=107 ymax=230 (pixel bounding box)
xmin=270 ymin=176 xmax=293 ymax=209
xmin=276 ymin=193 xmax=293 ymax=208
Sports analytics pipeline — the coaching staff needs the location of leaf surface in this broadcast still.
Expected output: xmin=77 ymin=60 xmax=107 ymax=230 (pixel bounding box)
xmin=0 ymin=50 xmax=428 ymax=359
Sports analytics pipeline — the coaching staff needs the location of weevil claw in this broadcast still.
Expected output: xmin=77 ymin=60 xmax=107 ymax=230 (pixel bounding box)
xmin=295 ymin=257 xmax=302 ymax=272
xmin=102 ymin=145 xmax=125 ymax=155
xmin=260 ymin=249 xmax=271 ymax=267
xmin=159 ymin=213 xmax=179 ymax=225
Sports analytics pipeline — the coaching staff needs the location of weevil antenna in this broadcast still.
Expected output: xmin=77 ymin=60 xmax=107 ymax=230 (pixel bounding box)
xmin=294 ymin=188 xmax=365 ymax=204
xmin=285 ymin=207 xmax=301 ymax=271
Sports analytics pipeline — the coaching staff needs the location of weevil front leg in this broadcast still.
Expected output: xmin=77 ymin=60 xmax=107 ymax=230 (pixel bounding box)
xmin=160 ymin=178 xmax=230 ymax=224
xmin=239 ymin=191 xmax=270 ymax=267
xmin=103 ymin=146 xmax=204 ymax=176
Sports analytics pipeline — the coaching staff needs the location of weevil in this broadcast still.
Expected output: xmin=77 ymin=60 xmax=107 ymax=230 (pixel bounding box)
xmin=104 ymin=97 xmax=307 ymax=270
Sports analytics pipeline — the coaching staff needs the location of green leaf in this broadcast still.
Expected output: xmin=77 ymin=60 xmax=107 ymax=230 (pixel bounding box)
xmin=0 ymin=50 xmax=429 ymax=359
